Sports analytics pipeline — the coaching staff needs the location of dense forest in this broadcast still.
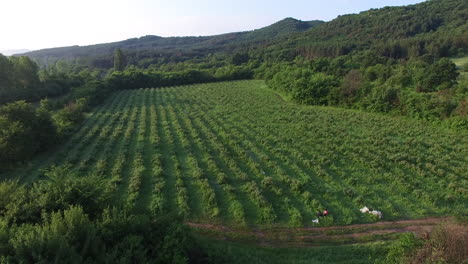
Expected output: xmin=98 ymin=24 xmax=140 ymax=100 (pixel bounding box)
xmin=0 ymin=55 xmax=77 ymax=104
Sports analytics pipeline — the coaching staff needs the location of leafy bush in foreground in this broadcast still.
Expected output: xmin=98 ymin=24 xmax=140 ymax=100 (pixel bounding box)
xmin=0 ymin=168 xmax=194 ymax=263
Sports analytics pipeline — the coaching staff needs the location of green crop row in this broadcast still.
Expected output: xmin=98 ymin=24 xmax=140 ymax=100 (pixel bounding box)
xmin=9 ymin=81 xmax=467 ymax=227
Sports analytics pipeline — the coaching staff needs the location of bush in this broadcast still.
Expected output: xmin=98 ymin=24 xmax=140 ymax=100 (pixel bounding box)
xmin=53 ymin=98 xmax=88 ymax=137
xmin=382 ymin=233 xmax=421 ymax=264
xmin=290 ymin=73 xmax=340 ymax=105
xmin=32 ymin=166 xmax=113 ymax=219
xmin=410 ymin=223 xmax=468 ymax=264
xmin=0 ymin=172 xmax=195 ymax=263
xmin=383 ymin=222 xmax=468 ymax=264
xmin=288 ymin=207 xmax=303 ymax=227
xmin=5 ymin=206 xmax=98 ymax=263
xmin=0 ymin=101 xmax=57 ymax=166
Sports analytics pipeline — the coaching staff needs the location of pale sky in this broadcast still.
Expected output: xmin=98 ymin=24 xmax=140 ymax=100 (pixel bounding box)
xmin=0 ymin=0 xmax=426 ymax=51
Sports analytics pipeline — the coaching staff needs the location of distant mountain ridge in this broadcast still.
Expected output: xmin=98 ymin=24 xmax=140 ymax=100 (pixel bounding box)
xmin=242 ymin=18 xmax=323 ymax=40
xmin=21 ymin=0 xmax=468 ymax=68
xmin=1 ymin=49 xmax=31 ymax=56
xmin=21 ymin=18 xmax=323 ymax=64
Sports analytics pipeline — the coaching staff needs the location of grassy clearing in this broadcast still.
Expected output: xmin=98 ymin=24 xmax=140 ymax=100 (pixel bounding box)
xmin=7 ymin=80 xmax=467 ymax=228
xmin=451 ymin=55 xmax=468 ymax=79
xmin=195 ymin=236 xmax=391 ymax=264
xmin=451 ymin=56 xmax=468 ymax=68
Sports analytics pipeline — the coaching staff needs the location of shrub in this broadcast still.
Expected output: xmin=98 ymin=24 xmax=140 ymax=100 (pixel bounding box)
xmin=410 ymin=223 xmax=468 ymax=264
xmin=0 ymin=101 xmax=57 ymax=165
xmin=53 ymin=98 xmax=88 ymax=137
xmin=383 ymin=233 xmax=421 ymax=264
xmin=291 ymin=73 xmax=340 ymax=105
xmin=288 ymin=207 xmax=303 ymax=227
xmin=33 ymin=166 xmax=112 ymax=218
xmin=228 ymin=201 xmax=246 ymax=226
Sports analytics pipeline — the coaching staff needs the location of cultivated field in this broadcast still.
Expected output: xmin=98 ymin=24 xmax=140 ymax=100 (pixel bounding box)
xmin=11 ymin=80 xmax=467 ymax=227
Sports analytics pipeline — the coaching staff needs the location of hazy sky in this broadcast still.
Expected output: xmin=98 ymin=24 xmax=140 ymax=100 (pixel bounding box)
xmin=1 ymin=0 xmax=426 ymax=51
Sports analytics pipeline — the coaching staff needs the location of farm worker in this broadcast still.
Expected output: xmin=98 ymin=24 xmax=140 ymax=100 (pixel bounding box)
xmin=323 ymin=209 xmax=328 ymax=216
xmin=317 ymin=211 xmax=323 ymax=218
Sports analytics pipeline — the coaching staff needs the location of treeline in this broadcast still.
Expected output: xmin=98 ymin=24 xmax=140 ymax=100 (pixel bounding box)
xmin=0 ymin=99 xmax=88 ymax=169
xmin=0 ymin=167 xmax=199 ymax=263
xmin=0 ymin=59 xmax=111 ymax=169
xmin=261 ymin=54 xmax=467 ymax=128
xmin=106 ymin=65 xmax=253 ymax=90
xmin=296 ymin=28 xmax=468 ymax=61
xmin=1 ymin=54 xmax=255 ymax=106
xmin=0 ymin=54 xmax=88 ymax=104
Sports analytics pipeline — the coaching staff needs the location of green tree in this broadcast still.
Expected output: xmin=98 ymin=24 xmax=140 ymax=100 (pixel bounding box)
xmin=53 ymin=98 xmax=88 ymax=136
xmin=417 ymin=58 xmax=459 ymax=92
xmin=0 ymin=54 xmax=13 ymax=89
xmin=429 ymin=58 xmax=459 ymax=89
xmin=232 ymin=53 xmax=249 ymax=66
xmin=0 ymin=101 xmax=58 ymax=166
xmin=113 ymin=48 xmax=126 ymax=71
xmin=292 ymin=73 xmax=340 ymax=105
xmin=9 ymin=56 xmax=40 ymax=89
xmin=0 ymin=101 xmax=39 ymax=163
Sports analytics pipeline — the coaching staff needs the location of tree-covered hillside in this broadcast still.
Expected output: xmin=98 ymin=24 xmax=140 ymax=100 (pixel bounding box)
xmin=291 ymin=0 xmax=468 ymax=59
xmin=242 ymin=18 xmax=323 ymax=41
xmin=22 ymin=0 xmax=468 ymax=69
xmin=22 ymin=18 xmax=323 ymax=68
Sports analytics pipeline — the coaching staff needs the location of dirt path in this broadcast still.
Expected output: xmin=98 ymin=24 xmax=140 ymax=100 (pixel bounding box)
xmin=187 ymin=217 xmax=450 ymax=247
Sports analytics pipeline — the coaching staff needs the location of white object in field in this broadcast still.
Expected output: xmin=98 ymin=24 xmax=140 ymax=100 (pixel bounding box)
xmin=370 ymin=210 xmax=383 ymax=219
xmin=360 ymin=206 xmax=370 ymax=213
xmin=360 ymin=206 xmax=383 ymax=219
xmin=312 ymin=219 xmax=319 ymax=223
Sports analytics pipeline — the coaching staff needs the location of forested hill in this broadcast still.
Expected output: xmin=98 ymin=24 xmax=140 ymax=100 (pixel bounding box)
xmin=291 ymin=0 xmax=468 ymax=58
xmin=22 ymin=18 xmax=323 ymax=67
xmin=20 ymin=0 xmax=468 ymax=68
xmin=242 ymin=18 xmax=323 ymax=40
